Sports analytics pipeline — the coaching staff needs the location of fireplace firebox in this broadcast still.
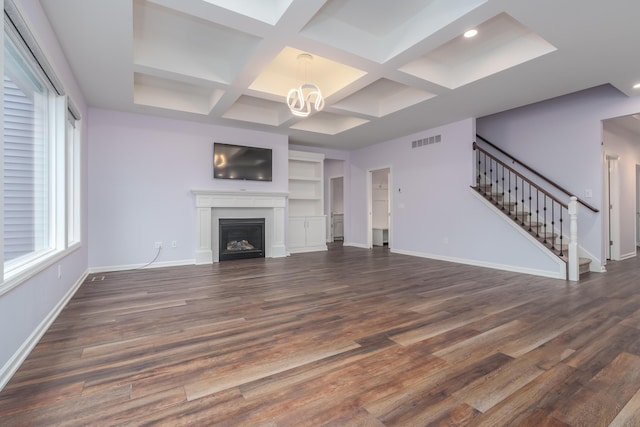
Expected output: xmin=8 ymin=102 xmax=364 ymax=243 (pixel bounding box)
xmin=219 ymin=218 xmax=265 ymax=261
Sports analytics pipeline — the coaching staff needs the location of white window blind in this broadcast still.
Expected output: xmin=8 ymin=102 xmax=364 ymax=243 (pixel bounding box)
xmin=3 ymin=51 xmax=50 ymax=263
xmin=2 ymin=0 xmax=82 ymax=290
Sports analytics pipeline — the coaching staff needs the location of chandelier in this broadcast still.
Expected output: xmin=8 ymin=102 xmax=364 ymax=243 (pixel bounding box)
xmin=287 ymin=53 xmax=324 ymax=117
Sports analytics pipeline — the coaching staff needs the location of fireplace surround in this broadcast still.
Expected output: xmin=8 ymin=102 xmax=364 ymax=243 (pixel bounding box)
xmin=192 ymin=190 xmax=287 ymax=263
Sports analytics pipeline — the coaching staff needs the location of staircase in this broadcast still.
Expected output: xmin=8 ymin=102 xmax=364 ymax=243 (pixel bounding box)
xmin=473 ymin=135 xmax=598 ymax=280
xmin=474 ymin=182 xmax=592 ymax=276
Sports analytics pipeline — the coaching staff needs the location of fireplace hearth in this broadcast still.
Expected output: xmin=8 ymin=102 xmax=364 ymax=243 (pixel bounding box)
xmin=219 ymin=218 xmax=265 ymax=261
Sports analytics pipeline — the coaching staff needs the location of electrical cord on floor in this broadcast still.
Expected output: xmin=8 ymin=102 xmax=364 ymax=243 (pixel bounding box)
xmin=137 ymin=245 xmax=162 ymax=270
xmin=87 ymin=246 xmax=163 ymax=283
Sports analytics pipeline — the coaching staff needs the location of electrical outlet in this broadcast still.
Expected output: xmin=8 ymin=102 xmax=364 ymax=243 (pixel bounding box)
xmin=154 ymin=241 xmax=162 ymax=249
xmin=57 ymin=265 xmax=62 ymax=278
xmin=171 ymin=240 xmax=177 ymax=248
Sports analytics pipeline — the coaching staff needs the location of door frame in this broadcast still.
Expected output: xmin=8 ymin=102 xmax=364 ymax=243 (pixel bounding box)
xmin=328 ymin=175 xmax=344 ymax=242
xmin=367 ymin=166 xmax=392 ymax=249
xmin=604 ymin=153 xmax=621 ymax=261
xmin=636 ymin=164 xmax=640 ymax=248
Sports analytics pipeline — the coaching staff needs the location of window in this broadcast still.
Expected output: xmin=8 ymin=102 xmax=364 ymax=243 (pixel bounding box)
xmin=2 ymin=2 xmax=78 ymax=289
xmin=3 ymin=29 xmax=58 ymax=269
xmin=67 ymin=109 xmax=80 ymax=246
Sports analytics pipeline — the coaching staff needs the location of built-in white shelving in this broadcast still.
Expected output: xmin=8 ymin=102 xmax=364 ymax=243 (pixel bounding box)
xmin=288 ymin=150 xmax=327 ymax=253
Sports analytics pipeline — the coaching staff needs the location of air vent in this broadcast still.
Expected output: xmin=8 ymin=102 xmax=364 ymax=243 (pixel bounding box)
xmin=411 ymin=134 xmax=441 ymax=148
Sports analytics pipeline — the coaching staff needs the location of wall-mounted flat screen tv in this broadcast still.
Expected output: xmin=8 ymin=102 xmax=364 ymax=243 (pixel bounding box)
xmin=213 ymin=142 xmax=273 ymax=182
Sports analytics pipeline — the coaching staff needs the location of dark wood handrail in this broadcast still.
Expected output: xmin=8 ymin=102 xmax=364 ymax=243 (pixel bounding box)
xmin=473 ymin=142 xmax=568 ymax=209
xmin=476 ymin=134 xmax=599 ymax=213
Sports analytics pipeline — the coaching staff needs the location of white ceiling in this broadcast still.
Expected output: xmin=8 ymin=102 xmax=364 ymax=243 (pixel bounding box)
xmin=38 ymin=0 xmax=640 ymax=150
xmin=606 ymin=114 xmax=640 ymax=141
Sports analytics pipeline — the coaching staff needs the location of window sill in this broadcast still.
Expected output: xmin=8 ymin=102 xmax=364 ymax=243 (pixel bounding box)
xmin=0 ymin=244 xmax=82 ymax=297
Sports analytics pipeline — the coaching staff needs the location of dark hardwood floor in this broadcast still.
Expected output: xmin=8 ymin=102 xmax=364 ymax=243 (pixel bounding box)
xmin=2 ymin=244 xmax=640 ymax=426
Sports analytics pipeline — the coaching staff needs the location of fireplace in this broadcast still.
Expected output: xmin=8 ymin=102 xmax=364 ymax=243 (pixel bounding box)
xmin=192 ymin=190 xmax=287 ymax=264
xmin=219 ymin=218 xmax=265 ymax=261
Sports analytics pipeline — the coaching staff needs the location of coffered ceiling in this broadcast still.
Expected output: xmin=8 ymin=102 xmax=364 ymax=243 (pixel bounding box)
xmin=38 ymin=0 xmax=640 ymax=149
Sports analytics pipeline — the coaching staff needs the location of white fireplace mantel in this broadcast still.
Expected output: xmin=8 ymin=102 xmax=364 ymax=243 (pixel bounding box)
xmin=192 ymin=190 xmax=288 ymax=264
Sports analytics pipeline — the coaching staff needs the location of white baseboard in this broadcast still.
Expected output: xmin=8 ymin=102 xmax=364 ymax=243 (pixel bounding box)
xmin=619 ymin=251 xmax=637 ymax=261
xmin=0 ymin=270 xmax=89 ymax=391
xmin=288 ymin=246 xmax=328 ymax=254
xmin=391 ymin=248 xmax=565 ymax=280
xmin=577 ymin=246 xmax=604 ymax=273
xmin=343 ymin=242 xmax=370 ymax=249
xmin=88 ymin=259 xmax=195 ymax=274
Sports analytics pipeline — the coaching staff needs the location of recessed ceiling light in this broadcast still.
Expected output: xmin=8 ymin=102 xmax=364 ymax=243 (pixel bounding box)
xmin=633 ymin=82 xmax=640 ymax=90
xmin=464 ymin=29 xmax=478 ymax=38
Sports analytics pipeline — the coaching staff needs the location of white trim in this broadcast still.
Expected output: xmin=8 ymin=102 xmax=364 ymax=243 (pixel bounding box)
xmin=88 ymin=259 xmax=196 ymax=274
xmin=287 ymin=245 xmax=328 ymax=254
xmin=367 ymin=166 xmax=392 ymax=250
xmin=609 ymin=155 xmax=621 ymax=260
xmin=192 ymin=190 xmax=288 ymax=264
xmin=191 ymin=190 xmax=289 ymax=203
xmin=470 ymin=189 xmax=567 ymax=278
xmin=4 ymin=0 xmax=65 ymax=95
xmin=577 ymin=245 xmax=603 ymax=273
xmin=327 ymin=175 xmax=344 ymax=243
xmin=367 ymin=170 xmax=373 ymax=248
xmin=568 ymin=197 xmax=579 ymax=282
xmin=636 ymin=164 xmax=640 ymax=248
xmin=2 ymin=16 xmax=74 ymax=296
xmin=343 ymin=242 xmax=370 ymax=249
xmin=603 ymin=153 xmax=621 ymax=261
xmin=391 ymin=248 xmax=565 ymax=280
xmin=0 ymin=245 xmax=82 ymax=297
xmin=0 ymin=269 xmax=88 ymax=391
xmin=619 ymin=251 xmax=637 ymax=261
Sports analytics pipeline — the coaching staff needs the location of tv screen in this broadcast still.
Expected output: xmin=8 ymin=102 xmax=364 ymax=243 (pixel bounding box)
xmin=213 ymin=143 xmax=272 ymax=182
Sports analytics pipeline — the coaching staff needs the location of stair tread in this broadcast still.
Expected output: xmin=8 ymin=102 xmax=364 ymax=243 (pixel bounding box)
xmin=559 ymin=256 xmax=591 ymax=265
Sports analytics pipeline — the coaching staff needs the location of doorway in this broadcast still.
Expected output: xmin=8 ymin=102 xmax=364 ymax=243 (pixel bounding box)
xmin=329 ymin=176 xmax=344 ymax=242
xmin=368 ymin=167 xmax=391 ymax=248
xmin=637 ymin=165 xmax=640 ymax=248
xmin=604 ymin=154 xmax=620 ymax=260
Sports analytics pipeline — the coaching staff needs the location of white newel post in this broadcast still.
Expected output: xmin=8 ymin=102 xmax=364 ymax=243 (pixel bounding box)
xmin=568 ymin=196 xmax=579 ymax=281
